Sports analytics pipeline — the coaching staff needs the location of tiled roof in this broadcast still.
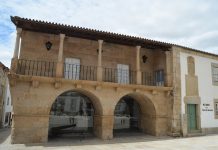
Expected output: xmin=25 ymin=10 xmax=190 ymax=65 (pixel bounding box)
xmin=11 ymin=16 xmax=171 ymax=49
xmin=11 ymin=16 xmax=218 ymax=57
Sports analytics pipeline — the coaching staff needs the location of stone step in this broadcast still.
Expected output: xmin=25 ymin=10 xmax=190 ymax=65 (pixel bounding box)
xmin=187 ymin=132 xmax=205 ymax=137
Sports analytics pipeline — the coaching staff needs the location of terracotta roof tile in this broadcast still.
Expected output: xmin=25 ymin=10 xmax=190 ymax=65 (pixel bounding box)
xmin=10 ymin=16 xmax=218 ymax=57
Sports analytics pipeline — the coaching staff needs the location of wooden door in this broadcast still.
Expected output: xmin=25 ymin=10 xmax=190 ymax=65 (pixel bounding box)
xmin=187 ymin=104 xmax=197 ymax=131
xmin=117 ymin=64 xmax=129 ymax=84
xmin=64 ymin=58 xmax=80 ymax=80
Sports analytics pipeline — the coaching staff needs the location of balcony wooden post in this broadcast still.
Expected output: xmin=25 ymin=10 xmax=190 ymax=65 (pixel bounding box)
xmin=97 ymin=40 xmax=103 ymax=81
xmin=11 ymin=28 xmax=22 ymax=73
xmin=56 ymin=34 xmax=65 ymax=78
xmin=136 ymin=46 xmax=142 ymax=84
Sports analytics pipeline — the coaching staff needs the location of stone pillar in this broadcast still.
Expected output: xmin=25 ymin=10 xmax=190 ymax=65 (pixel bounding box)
xmin=11 ymin=28 xmax=22 ymax=73
xmin=165 ymin=51 xmax=173 ymax=86
xmin=56 ymin=34 xmax=65 ymax=78
xmin=94 ymin=115 xmax=113 ymax=140
xmin=97 ymin=40 xmax=103 ymax=81
xmin=171 ymin=46 xmax=182 ymax=136
xmin=13 ymin=28 xmax=22 ymax=59
xmin=11 ymin=115 xmax=49 ymax=144
xmin=136 ymin=46 xmax=142 ymax=84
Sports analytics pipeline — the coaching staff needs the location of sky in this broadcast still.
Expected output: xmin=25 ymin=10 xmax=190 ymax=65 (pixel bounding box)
xmin=0 ymin=0 xmax=218 ymax=67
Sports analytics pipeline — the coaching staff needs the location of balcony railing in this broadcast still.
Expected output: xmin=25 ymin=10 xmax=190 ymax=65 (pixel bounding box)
xmin=142 ymin=70 xmax=164 ymax=86
xmin=15 ymin=59 xmax=165 ymax=86
xmin=64 ymin=63 xmax=97 ymax=81
xmin=103 ymin=67 xmax=136 ymax=84
xmin=16 ymin=59 xmax=56 ymax=77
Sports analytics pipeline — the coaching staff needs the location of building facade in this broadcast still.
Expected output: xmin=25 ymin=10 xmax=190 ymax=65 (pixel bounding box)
xmin=178 ymin=47 xmax=218 ymax=136
xmin=8 ymin=16 xmax=218 ymax=144
xmin=0 ymin=62 xmax=12 ymax=128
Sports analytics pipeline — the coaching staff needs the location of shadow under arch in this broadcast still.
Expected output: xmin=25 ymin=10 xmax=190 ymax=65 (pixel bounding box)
xmin=113 ymin=92 xmax=157 ymax=136
xmin=47 ymin=88 xmax=103 ymax=139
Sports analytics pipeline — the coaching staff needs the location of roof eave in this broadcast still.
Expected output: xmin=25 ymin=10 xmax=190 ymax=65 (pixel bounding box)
xmin=10 ymin=16 xmax=171 ymax=50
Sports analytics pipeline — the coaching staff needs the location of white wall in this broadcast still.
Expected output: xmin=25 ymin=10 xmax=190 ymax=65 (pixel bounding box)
xmin=2 ymin=78 xmax=12 ymax=127
xmin=180 ymin=52 xmax=218 ymax=128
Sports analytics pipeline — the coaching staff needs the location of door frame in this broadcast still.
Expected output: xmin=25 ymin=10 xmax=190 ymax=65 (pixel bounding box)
xmin=187 ymin=104 xmax=197 ymax=131
xmin=184 ymin=97 xmax=201 ymax=134
xmin=64 ymin=58 xmax=81 ymax=80
xmin=117 ymin=64 xmax=130 ymax=84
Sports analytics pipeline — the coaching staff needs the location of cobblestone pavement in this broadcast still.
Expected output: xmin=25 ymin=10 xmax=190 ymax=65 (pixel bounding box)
xmin=1 ymin=128 xmax=218 ymax=150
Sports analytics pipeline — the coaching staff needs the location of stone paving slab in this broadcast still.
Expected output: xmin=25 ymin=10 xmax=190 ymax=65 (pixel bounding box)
xmin=1 ymin=128 xmax=218 ymax=150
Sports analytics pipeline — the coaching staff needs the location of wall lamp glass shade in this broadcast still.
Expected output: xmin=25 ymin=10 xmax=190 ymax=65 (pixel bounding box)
xmin=45 ymin=41 xmax=52 ymax=51
xmin=142 ymin=55 xmax=148 ymax=63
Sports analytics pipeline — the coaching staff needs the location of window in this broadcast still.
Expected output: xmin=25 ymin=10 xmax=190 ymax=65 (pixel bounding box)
xmin=7 ymin=97 xmax=9 ymax=105
xmin=155 ymin=69 xmax=164 ymax=86
xmin=64 ymin=58 xmax=80 ymax=80
xmin=4 ymin=112 xmax=11 ymax=124
xmin=117 ymin=64 xmax=129 ymax=84
xmin=214 ymin=99 xmax=218 ymax=119
xmin=212 ymin=63 xmax=218 ymax=85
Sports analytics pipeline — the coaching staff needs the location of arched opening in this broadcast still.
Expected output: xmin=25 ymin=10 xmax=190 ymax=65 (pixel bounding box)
xmin=113 ymin=93 xmax=157 ymax=137
xmin=48 ymin=90 xmax=96 ymax=140
xmin=113 ymin=95 xmax=141 ymax=136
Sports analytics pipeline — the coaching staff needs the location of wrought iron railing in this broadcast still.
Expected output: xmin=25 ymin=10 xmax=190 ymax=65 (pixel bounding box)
xmin=15 ymin=59 xmax=165 ymax=86
xmin=142 ymin=70 xmax=164 ymax=86
xmin=141 ymin=72 xmax=155 ymax=86
xmin=16 ymin=59 xmax=56 ymax=77
xmin=103 ymin=67 xmax=136 ymax=84
xmin=64 ymin=63 xmax=97 ymax=81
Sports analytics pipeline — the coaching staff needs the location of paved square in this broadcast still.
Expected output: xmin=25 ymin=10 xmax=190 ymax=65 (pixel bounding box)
xmin=1 ymin=128 xmax=218 ymax=150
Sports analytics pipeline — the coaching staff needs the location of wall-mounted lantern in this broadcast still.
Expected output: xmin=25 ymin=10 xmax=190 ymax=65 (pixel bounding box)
xmin=45 ymin=41 xmax=52 ymax=51
xmin=142 ymin=55 xmax=148 ymax=63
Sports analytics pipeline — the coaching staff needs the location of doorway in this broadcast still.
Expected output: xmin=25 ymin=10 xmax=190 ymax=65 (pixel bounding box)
xmin=117 ymin=64 xmax=129 ymax=84
xmin=64 ymin=58 xmax=80 ymax=80
xmin=187 ymin=104 xmax=197 ymax=131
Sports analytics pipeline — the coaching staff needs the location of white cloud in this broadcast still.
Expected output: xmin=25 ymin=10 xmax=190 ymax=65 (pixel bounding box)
xmin=0 ymin=0 xmax=218 ymax=67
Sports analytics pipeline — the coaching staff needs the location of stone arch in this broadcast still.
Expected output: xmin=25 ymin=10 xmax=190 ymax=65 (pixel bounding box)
xmin=113 ymin=92 xmax=157 ymax=135
xmin=47 ymin=88 xmax=104 ymax=140
xmin=48 ymin=88 xmax=103 ymax=116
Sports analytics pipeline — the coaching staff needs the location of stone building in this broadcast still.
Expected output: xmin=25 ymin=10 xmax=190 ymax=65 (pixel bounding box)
xmin=8 ymin=16 xmax=218 ymax=144
xmin=0 ymin=62 xmax=12 ymax=128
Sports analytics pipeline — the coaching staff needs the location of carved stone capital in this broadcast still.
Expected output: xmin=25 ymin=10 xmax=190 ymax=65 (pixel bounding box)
xmin=54 ymin=81 xmax=61 ymax=89
xmin=32 ymin=80 xmax=39 ymax=88
xmin=152 ymin=90 xmax=158 ymax=95
xmin=76 ymin=84 xmax=82 ymax=88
